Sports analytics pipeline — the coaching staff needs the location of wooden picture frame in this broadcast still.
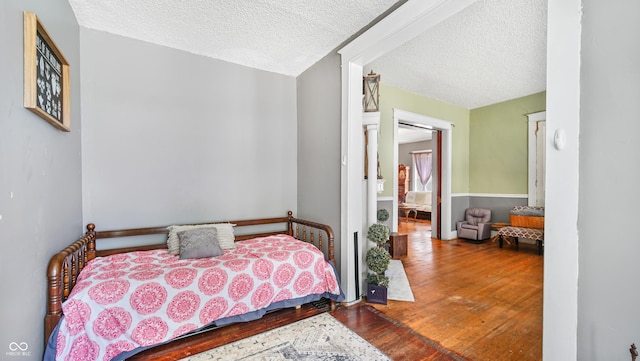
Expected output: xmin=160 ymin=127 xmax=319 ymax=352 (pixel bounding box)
xmin=23 ymin=11 xmax=70 ymax=132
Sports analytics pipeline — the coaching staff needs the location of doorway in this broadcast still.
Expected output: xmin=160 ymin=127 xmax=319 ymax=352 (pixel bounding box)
xmin=338 ymin=1 xmax=581 ymax=358
xmin=337 ymin=1 xmax=474 ymax=304
xmin=392 ymin=109 xmax=452 ymax=239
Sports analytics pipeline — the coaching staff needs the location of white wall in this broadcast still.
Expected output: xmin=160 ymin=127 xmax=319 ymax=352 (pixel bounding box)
xmin=577 ymin=0 xmax=640 ymax=359
xmin=543 ymin=0 xmax=581 ymax=358
xmin=0 ymin=1 xmax=82 ymax=360
xmin=80 ymin=29 xmax=298 ymax=230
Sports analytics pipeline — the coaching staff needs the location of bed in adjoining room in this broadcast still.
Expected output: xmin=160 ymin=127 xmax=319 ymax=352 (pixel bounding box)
xmin=43 ymin=211 xmax=344 ymax=361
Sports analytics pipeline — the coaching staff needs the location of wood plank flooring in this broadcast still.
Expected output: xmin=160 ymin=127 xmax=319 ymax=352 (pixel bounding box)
xmin=332 ymin=303 xmax=470 ymax=360
xmin=372 ymin=220 xmax=543 ymax=360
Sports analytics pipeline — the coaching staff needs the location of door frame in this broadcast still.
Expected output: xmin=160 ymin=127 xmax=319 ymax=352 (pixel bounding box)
xmin=392 ymin=109 xmax=453 ymax=239
xmin=337 ymin=0 xmax=477 ymax=305
xmin=338 ymin=0 xmax=582 ymax=358
xmin=527 ymin=111 xmax=546 ymax=206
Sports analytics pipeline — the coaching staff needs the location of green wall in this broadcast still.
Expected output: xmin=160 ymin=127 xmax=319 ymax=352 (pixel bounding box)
xmin=378 ymin=84 xmax=470 ymax=196
xmin=378 ymin=85 xmax=546 ymax=197
xmin=469 ymin=92 xmax=546 ymax=194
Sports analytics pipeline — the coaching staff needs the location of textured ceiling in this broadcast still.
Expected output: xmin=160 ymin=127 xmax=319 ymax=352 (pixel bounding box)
xmin=367 ymin=0 xmax=547 ymax=109
xmin=398 ymin=126 xmax=432 ymax=144
xmin=67 ymin=0 xmax=400 ymax=77
xmin=68 ymin=0 xmax=547 ymax=110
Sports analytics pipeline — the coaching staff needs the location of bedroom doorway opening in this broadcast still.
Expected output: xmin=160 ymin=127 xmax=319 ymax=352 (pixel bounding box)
xmin=338 ymin=2 xmax=471 ymax=303
xmin=339 ymin=0 xmax=581 ymax=358
xmin=393 ymin=109 xmax=452 ymax=239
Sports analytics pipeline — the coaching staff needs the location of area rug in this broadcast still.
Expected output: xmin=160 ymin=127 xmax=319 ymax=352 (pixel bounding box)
xmin=386 ymin=259 xmax=415 ymax=302
xmin=180 ymin=312 xmax=391 ymax=360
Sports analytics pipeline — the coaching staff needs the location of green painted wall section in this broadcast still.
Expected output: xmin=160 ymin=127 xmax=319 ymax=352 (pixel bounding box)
xmin=377 ymin=85 xmax=546 ymax=197
xmin=378 ymin=84 xmax=470 ymax=196
xmin=469 ymin=92 xmax=546 ymax=194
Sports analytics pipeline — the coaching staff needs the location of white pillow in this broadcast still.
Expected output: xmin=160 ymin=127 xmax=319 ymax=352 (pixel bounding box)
xmin=413 ymin=192 xmax=427 ymax=205
xmin=167 ymin=223 xmax=236 ymax=255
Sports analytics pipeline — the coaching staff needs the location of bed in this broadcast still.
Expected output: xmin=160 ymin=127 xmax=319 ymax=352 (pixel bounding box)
xmin=44 ymin=211 xmax=344 ymax=361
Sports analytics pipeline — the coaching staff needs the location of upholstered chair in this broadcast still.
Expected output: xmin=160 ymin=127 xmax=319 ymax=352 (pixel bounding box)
xmin=456 ymin=208 xmax=492 ymax=241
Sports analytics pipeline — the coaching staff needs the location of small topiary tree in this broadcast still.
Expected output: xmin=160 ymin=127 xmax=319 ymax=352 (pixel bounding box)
xmin=377 ymin=209 xmax=390 ymax=223
xmin=365 ymin=209 xmax=391 ymax=287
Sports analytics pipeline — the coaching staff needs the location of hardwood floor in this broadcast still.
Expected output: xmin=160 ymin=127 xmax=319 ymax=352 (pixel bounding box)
xmin=372 ymin=220 xmax=543 ymax=360
xmin=332 ymin=303 xmax=470 ymax=360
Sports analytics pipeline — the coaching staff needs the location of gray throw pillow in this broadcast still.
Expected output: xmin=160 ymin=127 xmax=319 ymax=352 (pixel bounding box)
xmin=177 ymin=227 xmax=223 ymax=260
xmin=167 ymin=223 xmax=236 ymax=255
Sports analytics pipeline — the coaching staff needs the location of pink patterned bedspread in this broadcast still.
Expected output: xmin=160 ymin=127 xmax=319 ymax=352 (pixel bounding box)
xmin=54 ymin=234 xmax=342 ymax=361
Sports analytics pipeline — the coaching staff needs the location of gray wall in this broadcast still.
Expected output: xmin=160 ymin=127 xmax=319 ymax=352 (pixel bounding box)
xmin=452 ymin=195 xmax=527 ymax=232
xmin=80 ymin=29 xmax=298 ymax=230
xmin=578 ymin=0 xmax=640 ymax=359
xmin=376 ymin=199 xmax=394 ymax=231
xmin=451 ymin=196 xmax=470 ymax=231
xmin=0 ymin=1 xmax=82 ymax=360
xmin=468 ymin=196 xmax=528 ymax=223
xmin=296 ymin=52 xmax=342 ymax=270
xmin=398 ymin=139 xmax=432 ymax=169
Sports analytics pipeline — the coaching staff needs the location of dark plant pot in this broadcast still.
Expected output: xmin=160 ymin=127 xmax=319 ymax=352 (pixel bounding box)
xmin=367 ymin=283 xmax=388 ymax=305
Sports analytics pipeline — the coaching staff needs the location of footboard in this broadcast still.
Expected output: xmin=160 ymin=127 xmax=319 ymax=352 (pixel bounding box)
xmin=287 ymin=214 xmax=335 ymax=264
xmin=45 ymin=224 xmax=97 ymax=344
xmin=45 ymin=211 xmax=335 ymax=345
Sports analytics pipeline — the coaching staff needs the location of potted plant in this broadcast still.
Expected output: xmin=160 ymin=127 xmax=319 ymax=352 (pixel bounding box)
xmin=366 ymin=209 xmax=391 ymax=304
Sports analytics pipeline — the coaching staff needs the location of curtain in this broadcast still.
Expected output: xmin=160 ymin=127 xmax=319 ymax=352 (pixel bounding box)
xmin=412 ymin=152 xmax=432 ymax=190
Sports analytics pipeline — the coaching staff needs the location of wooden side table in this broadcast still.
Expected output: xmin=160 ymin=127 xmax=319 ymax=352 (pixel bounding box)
xmin=389 ymin=233 xmax=407 ymax=258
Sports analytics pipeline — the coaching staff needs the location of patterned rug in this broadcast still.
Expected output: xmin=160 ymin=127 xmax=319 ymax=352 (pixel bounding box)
xmin=180 ymin=312 xmax=390 ymax=360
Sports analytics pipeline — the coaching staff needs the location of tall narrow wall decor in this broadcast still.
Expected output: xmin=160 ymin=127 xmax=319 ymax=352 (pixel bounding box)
xmin=23 ymin=11 xmax=71 ymax=132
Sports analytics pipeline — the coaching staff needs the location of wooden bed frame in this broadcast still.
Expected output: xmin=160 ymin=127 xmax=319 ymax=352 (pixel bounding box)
xmin=45 ymin=211 xmax=335 ymax=348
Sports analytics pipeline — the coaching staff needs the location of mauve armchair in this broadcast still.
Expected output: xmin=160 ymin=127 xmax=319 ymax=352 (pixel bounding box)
xmin=456 ymin=208 xmax=492 ymax=241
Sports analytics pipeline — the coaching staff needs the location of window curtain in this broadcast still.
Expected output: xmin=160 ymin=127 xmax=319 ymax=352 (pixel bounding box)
xmin=412 ymin=152 xmax=432 ymax=190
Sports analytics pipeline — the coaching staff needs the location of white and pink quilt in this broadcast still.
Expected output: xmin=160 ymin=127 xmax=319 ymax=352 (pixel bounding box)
xmin=53 ymin=234 xmax=343 ymax=361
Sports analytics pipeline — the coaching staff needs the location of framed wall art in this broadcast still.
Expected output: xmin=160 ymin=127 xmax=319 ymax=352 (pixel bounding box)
xmin=23 ymin=11 xmax=70 ymax=132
